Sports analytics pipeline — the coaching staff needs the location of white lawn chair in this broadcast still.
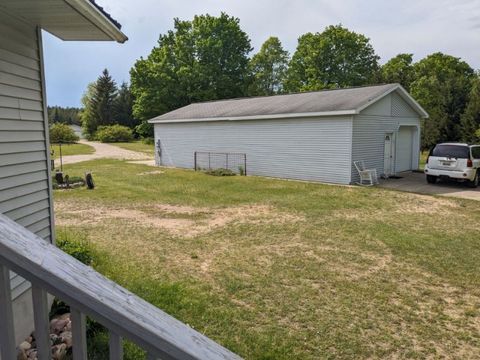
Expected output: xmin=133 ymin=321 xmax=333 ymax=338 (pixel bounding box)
xmin=354 ymin=161 xmax=378 ymax=186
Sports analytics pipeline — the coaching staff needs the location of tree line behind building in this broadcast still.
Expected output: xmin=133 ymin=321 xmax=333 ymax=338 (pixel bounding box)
xmin=50 ymin=13 xmax=480 ymax=149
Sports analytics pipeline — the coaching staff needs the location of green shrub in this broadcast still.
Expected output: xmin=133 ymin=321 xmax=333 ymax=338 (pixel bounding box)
xmin=134 ymin=120 xmax=153 ymax=138
xmin=95 ymin=125 xmax=133 ymax=143
xmin=56 ymin=230 xmax=94 ymax=265
xmin=205 ymin=168 xmax=236 ymax=176
xmin=142 ymin=137 xmax=155 ymax=145
xmin=50 ymin=123 xmax=79 ymax=144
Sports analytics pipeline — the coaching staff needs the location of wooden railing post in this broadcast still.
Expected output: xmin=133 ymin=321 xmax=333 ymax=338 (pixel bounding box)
xmin=109 ymin=331 xmax=123 ymax=360
xmin=71 ymin=308 xmax=87 ymax=360
xmin=32 ymin=286 xmax=52 ymax=360
xmin=0 ymin=264 xmax=16 ymax=360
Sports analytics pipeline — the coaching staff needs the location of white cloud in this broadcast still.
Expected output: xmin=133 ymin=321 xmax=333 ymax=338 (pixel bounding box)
xmin=43 ymin=0 xmax=480 ymax=106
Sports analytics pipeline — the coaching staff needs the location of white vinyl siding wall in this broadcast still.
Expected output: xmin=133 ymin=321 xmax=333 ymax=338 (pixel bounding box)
xmin=155 ymin=116 xmax=353 ymax=184
xmin=0 ymin=13 xmax=53 ymax=299
xmin=351 ymin=94 xmax=421 ymax=183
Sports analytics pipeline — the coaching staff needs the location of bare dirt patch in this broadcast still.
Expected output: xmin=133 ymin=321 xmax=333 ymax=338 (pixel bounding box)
xmin=137 ymin=170 xmax=164 ymax=176
xmin=55 ymin=202 xmax=304 ymax=238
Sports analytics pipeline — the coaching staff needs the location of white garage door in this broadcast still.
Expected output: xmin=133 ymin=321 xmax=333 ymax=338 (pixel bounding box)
xmin=396 ymin=127 xmax=413 ymax=172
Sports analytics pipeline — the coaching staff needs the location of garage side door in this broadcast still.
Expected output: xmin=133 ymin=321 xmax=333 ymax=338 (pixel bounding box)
xmin=396 ymin=127 xmax=413 ymax=172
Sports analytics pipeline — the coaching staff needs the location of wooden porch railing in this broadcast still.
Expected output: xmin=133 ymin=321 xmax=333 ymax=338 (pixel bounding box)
xmin=0 ymin=214 xmax=241 ymax=360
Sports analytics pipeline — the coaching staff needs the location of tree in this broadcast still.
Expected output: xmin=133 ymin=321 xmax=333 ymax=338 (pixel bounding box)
xmin=130 ymin=13 xmax=252 ymax=123
xmin=113 ymin=82 xmax=138 ymax=128
xmin=91 ymin=69 xmax=117 ymax=126
xmin=49 ymin=123 xmax=79 ymax=144
xmin=460 ymin=75 xmax=480 ymax=143
xmin=248 ymin=37 xmax=289 ymax=96
xmin=48 ymin=106 xmax=81 ymax=125
xmin=284 ymin=25 xmax=379 ymax=92
xmin=410 ymin=53 xmax=474 ymax=149
xmin=380 ymin=53 xmax=415 ymax=91
xmin=81 ymin=69 xmax=118 ymax=138
xmin=80 ymin=82 xmax=97 ymax=137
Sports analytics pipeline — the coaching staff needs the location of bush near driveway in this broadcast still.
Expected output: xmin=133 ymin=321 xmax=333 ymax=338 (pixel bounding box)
xmin=95 ymin=124 xmax=133 ymax=143
xmin=50 ymin=123 xmax=79 ymax=144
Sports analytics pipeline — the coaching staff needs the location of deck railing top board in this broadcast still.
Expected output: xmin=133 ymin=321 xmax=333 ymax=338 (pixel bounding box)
xmin=0 ymin=214 xmax=241 ymax=360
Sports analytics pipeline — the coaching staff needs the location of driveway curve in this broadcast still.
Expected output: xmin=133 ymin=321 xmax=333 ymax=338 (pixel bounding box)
xmin=55 ymin=140 xmax=153 ymax=166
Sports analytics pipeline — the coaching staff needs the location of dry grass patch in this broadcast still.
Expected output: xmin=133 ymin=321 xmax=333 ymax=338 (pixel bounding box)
xmin=55 ymin=202 xmax=304 ymax=238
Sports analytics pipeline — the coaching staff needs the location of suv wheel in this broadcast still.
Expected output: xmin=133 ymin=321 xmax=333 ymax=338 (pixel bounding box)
xmin=467 ymin=171 xmax=478 ymax=188
xmin=426 ymin=175 xmax=437 ymax=184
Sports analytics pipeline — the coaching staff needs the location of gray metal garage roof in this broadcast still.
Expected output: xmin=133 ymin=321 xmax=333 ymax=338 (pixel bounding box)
xmin=149 ymin=83 xmax=428 ymax=123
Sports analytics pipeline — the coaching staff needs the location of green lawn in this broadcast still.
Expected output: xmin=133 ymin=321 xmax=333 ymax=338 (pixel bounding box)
xmin=113 ymin=141 xmax=154 ymax=156
xmin=54 ymin=160 xmax=480 ymax=359
xmin=50 ymin=143 xmax=95 ymax=159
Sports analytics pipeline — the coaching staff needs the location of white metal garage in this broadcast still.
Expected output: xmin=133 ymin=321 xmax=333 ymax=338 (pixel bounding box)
xmin=149 ymin=84 xmax=428 ymax=185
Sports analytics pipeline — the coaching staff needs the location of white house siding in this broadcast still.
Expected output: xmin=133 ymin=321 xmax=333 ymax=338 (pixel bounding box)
xmin=0 ymin=12 xmax=54 ymax=307
xmin=155 ymin=116 xmax=354 ymax=184
xmin=351 ymin=94 xmax=420 ymax=183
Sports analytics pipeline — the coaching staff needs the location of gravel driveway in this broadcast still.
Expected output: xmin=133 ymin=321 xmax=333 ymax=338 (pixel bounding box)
xmin=54 ymin=140 xmax=153 ymax=166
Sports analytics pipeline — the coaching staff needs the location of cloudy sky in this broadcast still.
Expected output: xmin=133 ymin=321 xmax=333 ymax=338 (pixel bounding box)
xmin=43 ymin=0 xmax=480 ymax=107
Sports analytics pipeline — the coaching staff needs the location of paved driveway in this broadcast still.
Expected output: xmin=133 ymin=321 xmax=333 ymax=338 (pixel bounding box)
xmin=379 ymin=171 xmax=480 ymax=201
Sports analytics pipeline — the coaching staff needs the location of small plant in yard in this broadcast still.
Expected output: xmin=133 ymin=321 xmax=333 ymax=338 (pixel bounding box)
xmin=205 ymin=168 xmax=236 ymax=176
xmin=141 ymin=137 xmax=154 ymax=145
xmin=95 ymin=124 xmax=133 ymax=143
xmin=56 ymin=229 xmax=94 ymax=265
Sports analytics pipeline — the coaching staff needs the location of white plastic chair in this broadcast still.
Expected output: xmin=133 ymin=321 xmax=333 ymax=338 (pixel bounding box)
xmin=354 ymin=161 xmax=378 ymax=186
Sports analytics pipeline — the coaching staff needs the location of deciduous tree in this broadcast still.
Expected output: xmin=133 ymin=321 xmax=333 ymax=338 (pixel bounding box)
xmin=130 ymin=13 xmax=251 ymax=120
xmin=248 ymin=37 xmax=289 ymax=96
xmin=460 ymin=75 xmax=480 ymax=143
xmin=410 ymin=53 xmax=474 ymax=149
xmin=284 ymin=25 xmax=379 ymax=92
xmin=380 ymin=53 xmax=415 ymax=91
xmin=130 ymin=13 xmax=252 ymax=123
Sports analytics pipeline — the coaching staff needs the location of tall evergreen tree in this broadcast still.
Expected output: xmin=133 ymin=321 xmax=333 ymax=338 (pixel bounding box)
xmin=91 ymin=69 xmax=117 ymax=126
xmin=284 ymin=25 xmax=379 ymax=92
xmin=113 ymin=82 xmax=138 ymax=128
xmin=460 ymin=75 xmax=480 ymax=143
xmin=248 ymin=37 xmax=289 ymax=96
xmin=53 ymin=108 xmax=60 ymax=123
xmin=81 ymin=70 xmax=118 ymax=138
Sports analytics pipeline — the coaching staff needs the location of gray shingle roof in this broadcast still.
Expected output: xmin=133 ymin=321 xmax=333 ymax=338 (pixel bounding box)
xmin=149 ymin=84 xmax=427 ymax=123
xmin=89 ymin=0 xmax=122 ymax=29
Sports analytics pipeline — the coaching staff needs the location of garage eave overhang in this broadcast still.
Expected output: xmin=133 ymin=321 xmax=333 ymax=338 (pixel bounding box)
xmin=148 ymin=110 xmax=357 ymax=124
xmin=0 ymin=0 xmax=127 ymax=43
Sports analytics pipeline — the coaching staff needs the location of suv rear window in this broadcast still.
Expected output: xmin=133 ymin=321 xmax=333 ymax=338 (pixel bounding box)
xmin=431 ymin=145 xmax=470 ymax=159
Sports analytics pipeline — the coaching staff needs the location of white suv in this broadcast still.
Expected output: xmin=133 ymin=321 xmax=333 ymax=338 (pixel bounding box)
xmin=424 ymin=143 xmax=480 ymax=188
